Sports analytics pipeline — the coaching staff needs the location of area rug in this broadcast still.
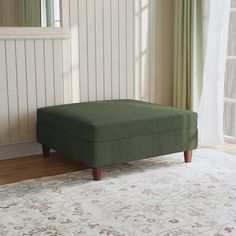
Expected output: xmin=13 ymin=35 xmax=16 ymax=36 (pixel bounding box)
xmin=1 ymin=149 xmax=236 ymax=236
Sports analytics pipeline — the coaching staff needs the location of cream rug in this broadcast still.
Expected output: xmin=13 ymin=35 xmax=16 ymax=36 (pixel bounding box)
xmin=0 ymin=149 xmax=236 ymax=236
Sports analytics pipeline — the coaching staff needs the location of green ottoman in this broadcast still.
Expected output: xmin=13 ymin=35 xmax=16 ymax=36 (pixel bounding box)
xmin=37 ymin=100 xmax=198 ymax=180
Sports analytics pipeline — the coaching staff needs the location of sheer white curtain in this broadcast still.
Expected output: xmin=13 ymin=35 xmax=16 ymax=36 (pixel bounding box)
xmin=198 ymin=0 xmax=231 ymax=145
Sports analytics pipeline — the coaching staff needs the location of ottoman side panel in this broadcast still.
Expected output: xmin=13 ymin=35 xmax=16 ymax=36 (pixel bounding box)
xmin=92 ymin=128 xmax=198 ymax=167
xmin=37 ymin=123 xmax=197 ymax=167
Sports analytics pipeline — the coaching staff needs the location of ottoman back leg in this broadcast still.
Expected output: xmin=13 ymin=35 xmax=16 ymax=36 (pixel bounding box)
xmin=42 ymin=145 xmax=50 ymax=157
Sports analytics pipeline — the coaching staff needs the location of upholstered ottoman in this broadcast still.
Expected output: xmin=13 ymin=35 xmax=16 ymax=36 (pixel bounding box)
xmin=37 ymin=100 xmax=198 ymax=180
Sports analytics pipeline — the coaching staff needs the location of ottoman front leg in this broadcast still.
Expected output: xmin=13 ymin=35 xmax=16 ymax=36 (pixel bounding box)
xmin=92 ymin=168 xmax=101 ymax=181
xmin=42 ymin=145 xmax=50 ymax=157
xmin=184 ymin=150 xmax=192 ymax=163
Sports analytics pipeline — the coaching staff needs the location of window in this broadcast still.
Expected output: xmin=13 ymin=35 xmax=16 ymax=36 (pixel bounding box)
xmin=41 ymin=0 xmax=61 ymax=28
xmin=224 ymin=0 xmax=236 ymax=142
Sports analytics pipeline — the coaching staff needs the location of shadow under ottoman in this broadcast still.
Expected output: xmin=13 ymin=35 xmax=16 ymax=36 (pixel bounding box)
xmin=37 ymin=100 xmax=198 ymax=180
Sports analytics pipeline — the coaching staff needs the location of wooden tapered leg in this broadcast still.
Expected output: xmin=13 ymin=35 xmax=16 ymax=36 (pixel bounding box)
xmin=184 ymin=150 xmax=192 ymax=163
xmin=92 ymin=168 xmax=101 ymax=181
xmin=42 ymin=145 xmax=50 ymax=157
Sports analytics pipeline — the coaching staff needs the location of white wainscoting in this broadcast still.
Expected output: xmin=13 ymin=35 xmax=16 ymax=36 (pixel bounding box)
xmin=0 ymin=0 xmax=173 ymax=158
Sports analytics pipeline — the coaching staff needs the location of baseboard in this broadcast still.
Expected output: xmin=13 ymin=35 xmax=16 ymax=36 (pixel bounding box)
xmin=0 ymin=142 xmax=43 ymax=160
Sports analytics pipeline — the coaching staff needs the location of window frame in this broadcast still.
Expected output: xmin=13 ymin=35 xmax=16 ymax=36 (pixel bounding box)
xmin=224 ymin=5 xmax=236 ymax=143
xmin=0 ymin=0 xmax=70 ymax=39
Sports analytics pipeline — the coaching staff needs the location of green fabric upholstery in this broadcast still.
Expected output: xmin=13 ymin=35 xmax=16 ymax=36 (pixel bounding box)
xmin=37 ymin=100 xmax=198 ymax=167
xmin=37 ymin=100 xmax=197 ymax=142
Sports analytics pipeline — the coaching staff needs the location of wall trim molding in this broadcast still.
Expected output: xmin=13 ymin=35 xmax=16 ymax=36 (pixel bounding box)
xmin=0 ymin=142 xmax=43 ymax=160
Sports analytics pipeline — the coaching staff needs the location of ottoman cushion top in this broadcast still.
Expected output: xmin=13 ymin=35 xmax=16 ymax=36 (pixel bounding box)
xmin=37 ymin=100 xmax=197 ymax=142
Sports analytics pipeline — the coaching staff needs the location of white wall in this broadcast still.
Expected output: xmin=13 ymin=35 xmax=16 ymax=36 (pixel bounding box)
xmin=0 ymin=0 xmax=173 ymax=156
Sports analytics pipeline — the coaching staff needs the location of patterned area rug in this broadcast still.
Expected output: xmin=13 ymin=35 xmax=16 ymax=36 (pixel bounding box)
xmin=0 ymin=149 xmax=236 ymax=236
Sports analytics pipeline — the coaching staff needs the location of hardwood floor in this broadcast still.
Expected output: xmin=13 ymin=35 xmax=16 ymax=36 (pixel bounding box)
xmin=0 ymin=143 xmax=236 ymax=185
xmin=0 ymin=152 xmax=86 ymax=185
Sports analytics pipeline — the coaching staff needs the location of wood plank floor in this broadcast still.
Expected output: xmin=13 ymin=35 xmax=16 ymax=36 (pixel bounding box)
xmin=0 ymin=152 xmax=86 ymax=185
xmin=0 ymin=143 xmax=236 ymax=185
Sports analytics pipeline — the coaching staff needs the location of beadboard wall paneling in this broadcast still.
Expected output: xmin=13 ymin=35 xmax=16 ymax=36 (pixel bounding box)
xmin=0 ymin=39 xmax=64 ymax=145
xmin=0 ymin=0 xmax=173 ymax=147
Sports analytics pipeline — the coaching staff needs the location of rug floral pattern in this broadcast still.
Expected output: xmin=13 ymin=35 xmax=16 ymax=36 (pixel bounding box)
xmin=0 ymin=149 xmax=236 ymax=236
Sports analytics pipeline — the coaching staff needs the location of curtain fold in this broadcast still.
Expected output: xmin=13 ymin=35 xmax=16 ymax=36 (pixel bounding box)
xmin=41 ymin=0 xmax=54 ymax=27
xmin=46 ymin=0 xmax=53 ymax=27
xmin=23 ymin=0 xmax=41 ymax=27
xmin=173 ymin=0 xmax=204 ymax=111
xmin=198 ymin=0 xmax=231 ymax=145
xmin=192 ymin=1 xmax=204 ymax=112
